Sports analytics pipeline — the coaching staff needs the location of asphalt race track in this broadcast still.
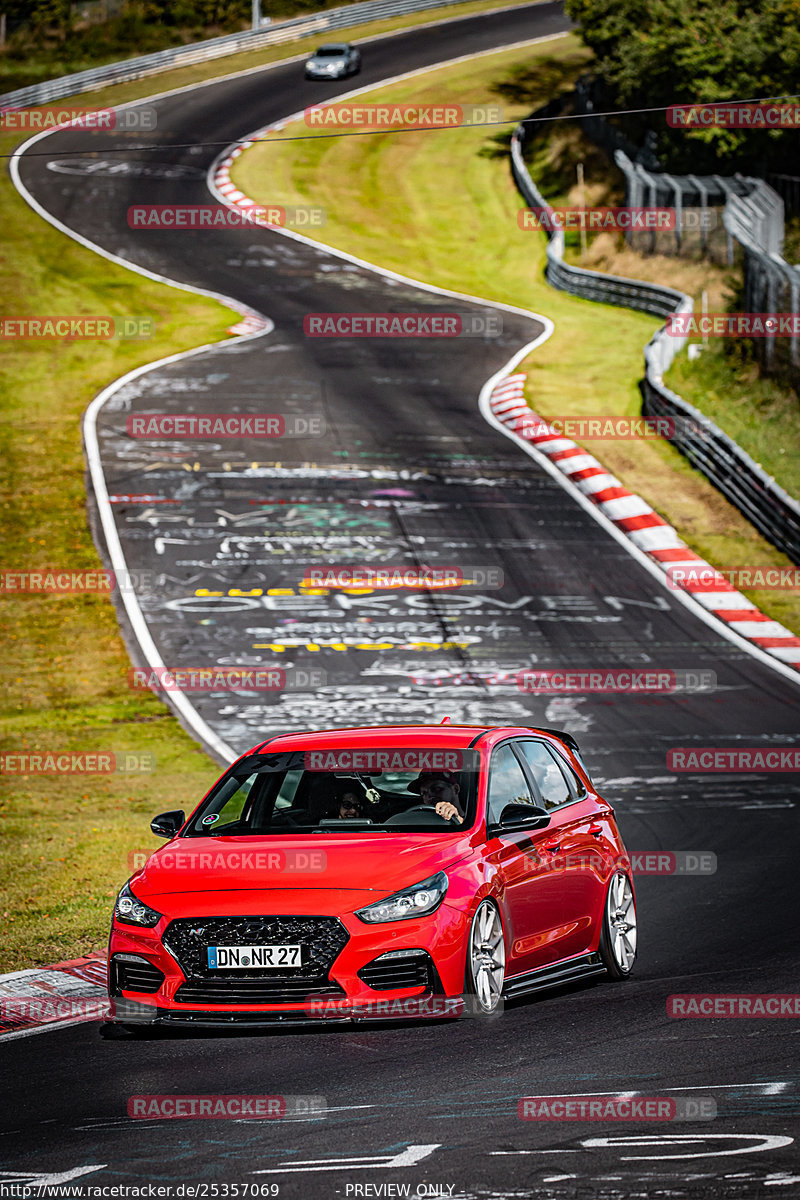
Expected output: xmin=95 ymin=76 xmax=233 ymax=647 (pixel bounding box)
xmin=3 ymin=3 xmax=800 ymax=1196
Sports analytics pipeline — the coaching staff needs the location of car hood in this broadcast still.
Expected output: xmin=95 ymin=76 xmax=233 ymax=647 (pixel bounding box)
xmin=132 ymin=833 xmax=474 ymax=902
xmin=308 ymin=56 xmax=346 ymax=66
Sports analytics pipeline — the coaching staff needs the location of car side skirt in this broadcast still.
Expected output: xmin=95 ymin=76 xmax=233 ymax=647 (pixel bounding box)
xmin=502 ymin=952 xmax=606 ymax=1000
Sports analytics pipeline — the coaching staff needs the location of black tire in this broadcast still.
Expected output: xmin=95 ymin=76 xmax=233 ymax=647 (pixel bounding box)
xmin=464 ymin=898 xmax=506 ymax=1015
xmin=599 ymin=871 xmax=637 ymax=980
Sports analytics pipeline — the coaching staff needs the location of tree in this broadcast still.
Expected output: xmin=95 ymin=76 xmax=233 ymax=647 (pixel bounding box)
xmin=3 ymin=0 xmax=71 ymax=38
xmin=564 ymin=0 xmax=800 ymax=172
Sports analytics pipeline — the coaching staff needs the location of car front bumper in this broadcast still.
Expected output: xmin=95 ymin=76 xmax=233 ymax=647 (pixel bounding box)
xmin=108 ymin=899 xmax=470 ymax=1025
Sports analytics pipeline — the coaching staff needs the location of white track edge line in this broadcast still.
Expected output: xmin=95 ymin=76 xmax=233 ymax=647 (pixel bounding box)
xmin=9 ymin=141 xmax=274 ymax=765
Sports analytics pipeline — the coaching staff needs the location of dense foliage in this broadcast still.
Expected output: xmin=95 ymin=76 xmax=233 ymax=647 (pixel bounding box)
xmin=564 ymin=0 xmax=800 ymax=172
xmin=0 ymin=0 xmax=345 ymax=90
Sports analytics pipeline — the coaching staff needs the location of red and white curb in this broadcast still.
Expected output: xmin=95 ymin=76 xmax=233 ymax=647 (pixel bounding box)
xmin=490 ymin=375 xmax=800 ymax=670
xmin=226 ymin=311 xmax=272 ymax=336
xmin=0 ymin=953 xmax=108 ymax=1040
xmin=214 ymin=144 xmax=286 ymax=231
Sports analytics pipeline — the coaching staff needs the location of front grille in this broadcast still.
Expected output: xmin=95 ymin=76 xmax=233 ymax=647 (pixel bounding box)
xmin=111 ymin=956 xmax=165 ymax=994
xmin=174 ymin=978 xmax=346 ymax=1004
xmin=164 ymin=915 xmax=349 ymax=1005
xmin=358 ymin=951 xmax=433 ymax=991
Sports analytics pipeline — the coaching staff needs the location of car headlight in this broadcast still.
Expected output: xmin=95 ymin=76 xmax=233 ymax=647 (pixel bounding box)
xmin=114 ymin=882 xmax=162 ymax=928
xmin=355 ymin=871 xmax=448 ymax=923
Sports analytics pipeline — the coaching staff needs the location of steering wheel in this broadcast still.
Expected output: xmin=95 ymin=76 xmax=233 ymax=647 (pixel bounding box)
xmin=385 ymin=805 xmax=454 ymax=827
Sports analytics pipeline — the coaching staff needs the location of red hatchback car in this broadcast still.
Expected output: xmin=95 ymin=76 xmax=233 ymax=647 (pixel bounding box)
xmin=108 ymin=724 xmax=637 ymax=1028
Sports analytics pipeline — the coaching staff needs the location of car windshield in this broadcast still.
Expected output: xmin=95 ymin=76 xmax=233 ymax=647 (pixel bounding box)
xmin=314 ymin=46 xmax=347 ymax=56
xmin=183 ymin=748 xmax=479 ymax=836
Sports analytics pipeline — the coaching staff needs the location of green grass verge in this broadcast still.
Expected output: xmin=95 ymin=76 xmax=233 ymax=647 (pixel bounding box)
xmin=666 ymin=341 xmax=800 ymax=501
xmin=0 ymin=121 xmax=239 ymax=971
xmin=230 ymin=34 xmax=800 ymax=637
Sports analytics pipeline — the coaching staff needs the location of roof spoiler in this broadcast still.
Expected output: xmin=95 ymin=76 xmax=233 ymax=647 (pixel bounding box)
xmin=535 ymin=726 xmax=582 ymax=755
xmin=534 ymin=727 xmax=593 ymax=781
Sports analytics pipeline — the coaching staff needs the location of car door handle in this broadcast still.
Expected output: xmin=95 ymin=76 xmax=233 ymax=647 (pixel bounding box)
xmin=588 ymin=823 xmax=603 ymax=838
xmin=541 ymin=840 xmax=561 ymax=853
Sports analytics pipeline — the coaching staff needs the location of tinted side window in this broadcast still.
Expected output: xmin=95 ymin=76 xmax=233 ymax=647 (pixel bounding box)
xmin=486 ymin=744 xmax=534 ymax=827
xmin=552 ymin=749 xmax=587 ymax=799
xmin=516 ymin=741 xmax=573 ymax=810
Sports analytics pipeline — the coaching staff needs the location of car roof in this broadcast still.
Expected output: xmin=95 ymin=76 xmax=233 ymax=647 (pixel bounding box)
xmin=251 ymin=724 xmax=571 ymax=755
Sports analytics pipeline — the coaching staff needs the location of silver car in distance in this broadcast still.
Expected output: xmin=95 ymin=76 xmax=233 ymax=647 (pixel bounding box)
xmin=304 ymin=43 xmax=362 ymax=80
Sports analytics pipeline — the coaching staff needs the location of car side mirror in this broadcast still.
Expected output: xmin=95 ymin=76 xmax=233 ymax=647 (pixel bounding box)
xmin=497 ymin=803 xmax=550 ymax=831
xmin=150 ymin=810 xmax=185 ymax=839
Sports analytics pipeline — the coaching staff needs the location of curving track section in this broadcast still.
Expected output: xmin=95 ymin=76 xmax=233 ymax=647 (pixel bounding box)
xmin=3 ymin=4 xmax=799 ymax=1195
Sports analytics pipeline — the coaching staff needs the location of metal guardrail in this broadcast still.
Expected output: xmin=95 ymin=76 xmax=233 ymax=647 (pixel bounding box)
xmin=640 ymin=356 xmax=800 ymax=560
xmin=615 ymin=150 xmax=799 ymax=380
xmin=510 ymin=126 xmax=691 ymax=323
xmin=724 ymin=187 xmax=800 ymax=375
xmin=511 ymin=121 xmax=800 ymax=565
xmin=0 ymin=0 xmax=479 ymax=108
xmin=767 ymin=172 xmax=800 ymax=216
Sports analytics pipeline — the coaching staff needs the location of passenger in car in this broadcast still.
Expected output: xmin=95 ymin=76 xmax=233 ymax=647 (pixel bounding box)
xmin=329 ymin=780 xmax=370 ymax=819
xmin=334 ymin=790 xmax=364 ymax=819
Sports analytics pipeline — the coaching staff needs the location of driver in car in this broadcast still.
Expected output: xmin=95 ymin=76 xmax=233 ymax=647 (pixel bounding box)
xmin=408 ymin=770 xmax=464 ymax=823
